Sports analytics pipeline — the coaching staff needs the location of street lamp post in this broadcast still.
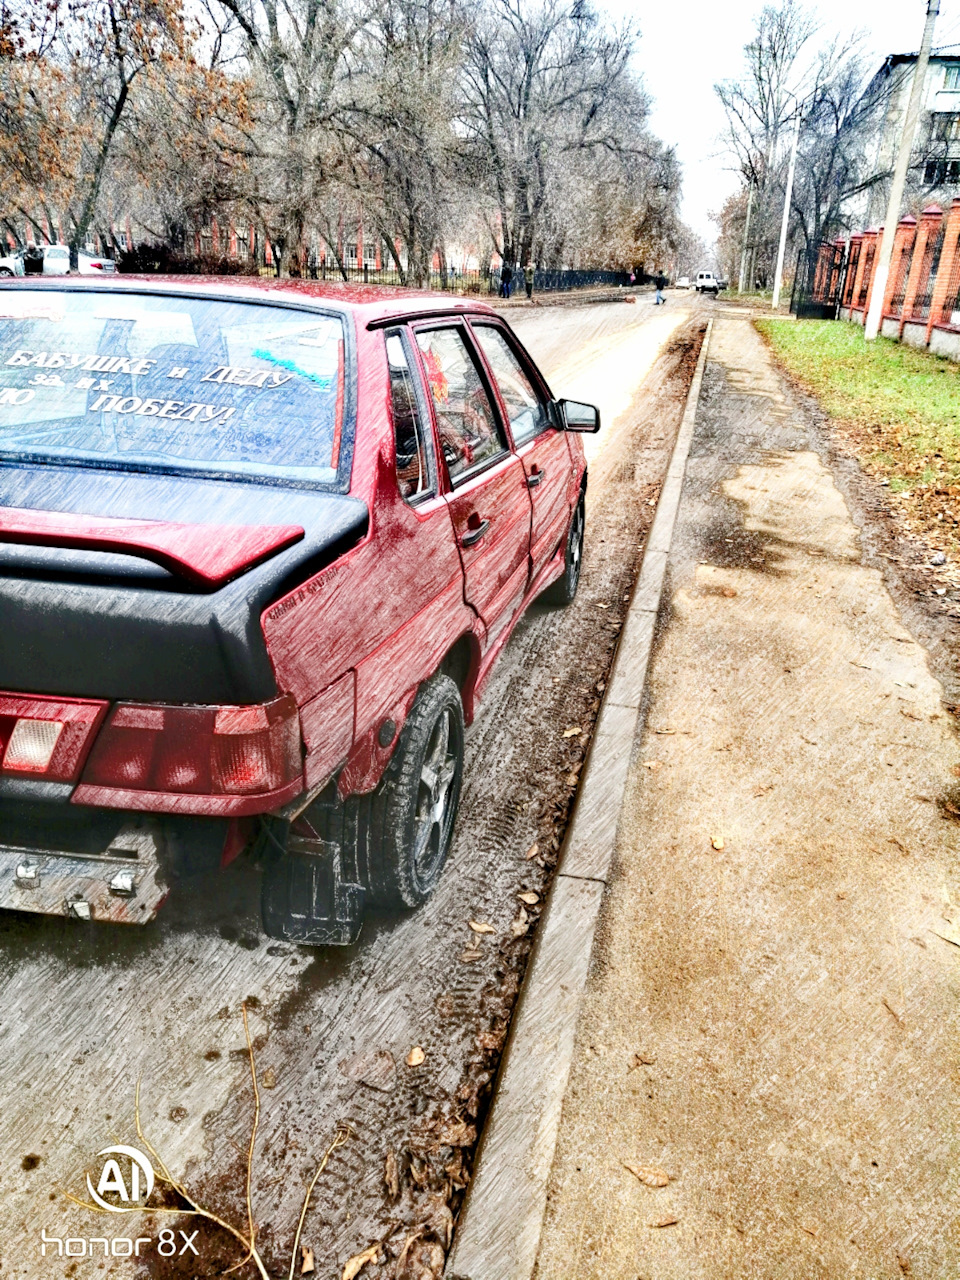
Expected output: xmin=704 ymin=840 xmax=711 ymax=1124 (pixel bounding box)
xmin=864 ymin=0 xmax=940 ymax=340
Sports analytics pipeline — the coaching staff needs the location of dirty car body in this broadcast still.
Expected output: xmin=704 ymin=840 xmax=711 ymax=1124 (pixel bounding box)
xmin=0 ymin=279 xmax=596 ymax=943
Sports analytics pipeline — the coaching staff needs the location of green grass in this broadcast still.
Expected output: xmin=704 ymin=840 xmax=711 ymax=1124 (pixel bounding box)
xmin=755 ymin=317 xmax=960 ymax=557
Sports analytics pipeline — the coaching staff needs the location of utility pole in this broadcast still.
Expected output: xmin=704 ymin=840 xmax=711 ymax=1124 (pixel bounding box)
xmin=864 ymin=0 xmax=940 ymax=340
xmin=738 ymin=181 xmax=755 ymax=293
xmin=772 ymin=107 xmax=802 ymax=310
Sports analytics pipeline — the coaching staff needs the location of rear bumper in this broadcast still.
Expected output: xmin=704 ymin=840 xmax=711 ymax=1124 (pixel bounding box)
xmin=72 ymin=778 xmax=302 ymax=816
xmin=0 ymin=819 xmax=168 ymax=924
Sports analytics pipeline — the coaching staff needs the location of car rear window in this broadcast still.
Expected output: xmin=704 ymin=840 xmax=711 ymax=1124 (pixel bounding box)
xmin=0 ymin=289 xmax=347 ymax=485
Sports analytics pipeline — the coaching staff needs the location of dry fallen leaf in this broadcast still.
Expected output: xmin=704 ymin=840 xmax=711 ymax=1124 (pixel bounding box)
xmin=301 ymin=1245 xmax=315 ymax=1274
xmin=596 ymin=602 xmax=610 ymax=609
xmin=342 ymin=1243 xmax=379 ymax=1280
xmin=524 ymin=841 xmax=540 ymax=860
xmin=711 ymin=833 xmax=725 ymax=851
xmin=650 ymin=1216 xmax=679 ymax=1228
xmin=654 ymin=726 xmax=676 ymax=735
xmin=952 ymin=764 xmax=960 ymax=779
xmin=459 ymin=948 xmax=483 ymax=962
xmin=642 ymin=760 xmax=662 ymax=771
xmin=407 ymin=1045 xmax=426 ymax=1067
xmin=261 ymin=1066 xmax=277 ymax=1089
xmin=563 ymin=726 xmax=582 ymax=737
xmin=624 ymin=1163 xmax=671 ymax=1188
xmin=511 ymin=912 xmax=529 ymax=937
xmin=468 ymin=920 xmax=495 ymax=934
xmin=437 ymin=1118 xmax=477 ymax=1146
xmin=517 ymin=891 xmax=539 ymax=905
xmin=384 ymin=1150 xmax=400 ymax=1199
xmin=722 ymin=587 xmax=737 ymax=598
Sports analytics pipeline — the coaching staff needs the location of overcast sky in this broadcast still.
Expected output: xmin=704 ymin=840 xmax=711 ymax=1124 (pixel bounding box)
xmin=600 ymin=0 xmax=960 ymax=245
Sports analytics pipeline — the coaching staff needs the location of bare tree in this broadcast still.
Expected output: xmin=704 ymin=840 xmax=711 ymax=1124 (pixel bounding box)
xmin=459 ymin=0 xmax=641 ymax=267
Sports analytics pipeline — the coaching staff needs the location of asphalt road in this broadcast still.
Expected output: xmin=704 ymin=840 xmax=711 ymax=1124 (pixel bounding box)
xmin=0 ymin=293 xmax=699 ymax=1279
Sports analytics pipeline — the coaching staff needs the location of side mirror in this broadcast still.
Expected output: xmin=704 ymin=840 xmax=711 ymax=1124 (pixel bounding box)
xmin=554 ymin=399 xmax=600 ymax=433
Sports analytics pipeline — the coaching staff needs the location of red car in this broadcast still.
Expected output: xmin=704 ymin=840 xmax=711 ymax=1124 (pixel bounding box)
xmin=0 ymin=279 xmax=598 ymax=943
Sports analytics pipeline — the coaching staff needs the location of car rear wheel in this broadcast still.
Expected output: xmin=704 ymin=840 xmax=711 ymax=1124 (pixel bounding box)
xmin=363 ymin=673 xmax=465 ymax=909
xmin=542 ymin=497 xmax=584 ymax=606
xmin=0 ymin=269 xmax=11 ymax=277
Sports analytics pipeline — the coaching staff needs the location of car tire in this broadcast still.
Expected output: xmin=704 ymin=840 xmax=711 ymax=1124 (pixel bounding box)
xmin=362 ymin=674 xmax=465 ymax=909
xmin=542 ymin=498 xmax=585 ymax=606
xmin=0 ymin=269 xmax=11 ymax=277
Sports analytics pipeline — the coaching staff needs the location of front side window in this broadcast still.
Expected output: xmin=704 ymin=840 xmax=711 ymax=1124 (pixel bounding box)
xmin=473 ymin=324 xmax=548 ymax=447
xmin=0 ymin=290 xmax=347 ymax=485
xmin=414 ymin=325 xmax=505 ymax=482
xmin=386 ymin=328 xmax=433 ymax=501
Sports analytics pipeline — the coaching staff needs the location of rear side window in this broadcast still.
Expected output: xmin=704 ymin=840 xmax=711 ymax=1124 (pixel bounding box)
xmin=473 ymin=325 xmax=548 ymax=447
xmin=415 ymin=325 xmax=504 ymax=482
xmin=0 ymin=289 xmax=347 ymax=486
xmin=386 ymin=328 xmax=433 ymax=502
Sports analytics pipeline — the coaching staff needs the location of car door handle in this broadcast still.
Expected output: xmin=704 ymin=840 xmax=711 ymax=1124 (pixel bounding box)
xmin=526 ymin=468 xmax=544 ymax=488
xmin=460 ymin=519 xmax=490 ymax=547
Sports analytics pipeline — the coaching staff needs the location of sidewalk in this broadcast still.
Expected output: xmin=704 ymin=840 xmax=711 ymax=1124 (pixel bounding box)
xmin=452 ymin=310 xmax=960 ymax=1279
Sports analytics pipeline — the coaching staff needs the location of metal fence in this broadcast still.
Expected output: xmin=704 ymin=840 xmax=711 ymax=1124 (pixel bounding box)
xmin=116 ymin=246 xmax=641 ymax=295
xmin=790 ymin=241 xmax=849 ymax=320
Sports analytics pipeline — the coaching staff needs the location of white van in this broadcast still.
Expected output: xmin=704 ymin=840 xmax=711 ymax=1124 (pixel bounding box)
xmin=695 ymin=271 xmax=719 ymax=295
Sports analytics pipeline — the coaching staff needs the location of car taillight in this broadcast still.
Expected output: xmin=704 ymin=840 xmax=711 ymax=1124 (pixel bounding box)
xmin=3 ymin=718 xmax=64 ymax=771
xmin=82 ymin=695 xmax=301 ymax=796
xmin=0 ymin=696 xmax=107 ymax=780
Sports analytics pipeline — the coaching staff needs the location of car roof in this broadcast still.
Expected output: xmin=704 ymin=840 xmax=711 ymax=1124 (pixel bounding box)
xmin=0 ymin=275 xmax=499 ymax=327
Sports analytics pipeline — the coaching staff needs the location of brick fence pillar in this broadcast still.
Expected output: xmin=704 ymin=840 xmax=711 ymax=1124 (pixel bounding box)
xmin=927 ymin=196 xmax=960 ymax=342
xmin=880 ymin=215 xmax=917 ymax=323
xmin=843 ymin=233 xmax=863 ymax=308
xmin=853 ymin=227 xmax=879 ymax=320
xmin=900 ymin=204 xmax=942 ymax=336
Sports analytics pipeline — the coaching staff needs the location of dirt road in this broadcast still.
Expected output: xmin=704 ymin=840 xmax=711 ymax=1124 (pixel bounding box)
xmin=0 ymin=295 xmax=700 ymax=1278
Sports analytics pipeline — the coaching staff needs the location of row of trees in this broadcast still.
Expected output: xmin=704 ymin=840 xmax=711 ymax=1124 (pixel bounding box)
xmin=1 ymin=0 xmax=690 ymax=282
xmin=712 ymin=0 xmax=895 ymax=291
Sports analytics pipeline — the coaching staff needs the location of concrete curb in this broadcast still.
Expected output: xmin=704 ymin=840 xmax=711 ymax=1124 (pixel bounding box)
xmin=445 ymin=318 xmax=714 ymax=1280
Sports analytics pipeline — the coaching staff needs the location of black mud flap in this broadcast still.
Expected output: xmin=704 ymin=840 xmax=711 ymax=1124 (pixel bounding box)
xmin=260 ymin=829 xmax=365 ymax=946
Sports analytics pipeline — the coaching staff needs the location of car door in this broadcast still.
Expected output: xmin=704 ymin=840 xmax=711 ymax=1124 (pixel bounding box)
xmin=471 ymin=321 xmax=572 ymax=581
xmin=412 ymin=322 xmax=532 ymax=641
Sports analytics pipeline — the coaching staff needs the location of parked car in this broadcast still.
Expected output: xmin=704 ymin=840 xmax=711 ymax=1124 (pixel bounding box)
xmin=23 ymin=244 xmax=72 ymax=276
xmin=78 ymin=251 xmax=117 ymax=275
xmin=0 ymin=278 xmax=598 ymax=944
xmin=0 ymin=252 xmax=24 ymax=277
xmin=675 ymin=276 xmax=691 ymax=289
xmin=696 ymin=271 xmax=720 ymax=295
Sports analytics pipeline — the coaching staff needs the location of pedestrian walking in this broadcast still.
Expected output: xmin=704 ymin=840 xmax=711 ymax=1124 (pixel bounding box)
xmin=500 ymin=262 xmax=513 ymax=299
xmin=654 ymin=270 xmax=668 ymax=305
xmin=524 ymin=262 xmax=534 ymax=300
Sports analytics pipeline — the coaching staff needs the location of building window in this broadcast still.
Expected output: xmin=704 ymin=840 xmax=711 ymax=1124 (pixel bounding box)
xmin=925 ymin=158 xmax=960 ymax=184
xmin=932 ymin=112 xmax=960 ymax=141
xmin=944 ymin=65 xmax=960 ymax=90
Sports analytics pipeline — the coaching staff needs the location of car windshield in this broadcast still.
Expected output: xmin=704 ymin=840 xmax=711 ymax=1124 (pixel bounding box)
xmin=0 ymin=289 xmax=347 ymax=485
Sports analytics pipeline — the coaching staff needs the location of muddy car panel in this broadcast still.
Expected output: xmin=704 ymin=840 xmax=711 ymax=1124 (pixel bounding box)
xmin=0 ymin=278 xmax=589 ymax=935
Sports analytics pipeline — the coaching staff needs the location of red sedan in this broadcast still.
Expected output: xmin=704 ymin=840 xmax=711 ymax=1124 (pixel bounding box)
xmin=0 ymin=279 xmax=598 ymax=943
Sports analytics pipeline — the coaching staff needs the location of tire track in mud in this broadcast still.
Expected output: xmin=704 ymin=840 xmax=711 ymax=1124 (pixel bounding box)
xmin=141 ymin=318 xmax=708 ymax=1280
